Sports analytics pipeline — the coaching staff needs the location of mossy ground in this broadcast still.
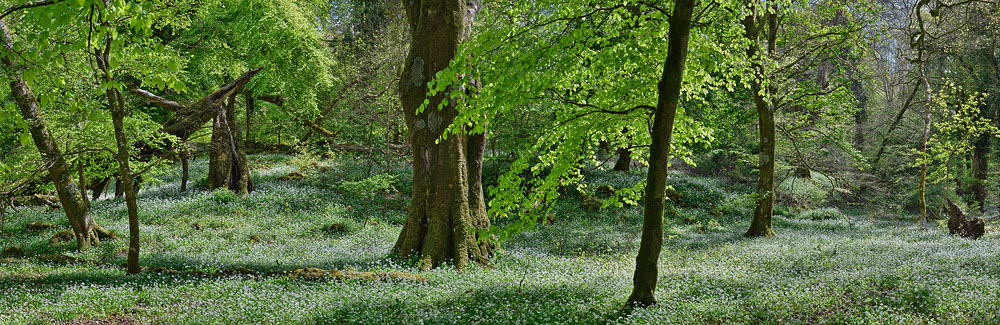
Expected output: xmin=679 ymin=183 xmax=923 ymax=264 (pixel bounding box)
xmin=2 ymin=154 xmax=999 ymax=323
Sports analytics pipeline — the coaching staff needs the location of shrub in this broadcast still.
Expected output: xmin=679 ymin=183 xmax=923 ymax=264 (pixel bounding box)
xmin=338 ymin=174 xmax=398 ymax=201
xmin=209 ymin=188 xmax=239 ymax=204
xmin=798 ymin=207 xmax=844 ymax=220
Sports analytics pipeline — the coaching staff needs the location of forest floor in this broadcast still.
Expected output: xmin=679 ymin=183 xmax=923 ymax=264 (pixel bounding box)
xmin=2 ymin=154 xmax=1000 ymax=323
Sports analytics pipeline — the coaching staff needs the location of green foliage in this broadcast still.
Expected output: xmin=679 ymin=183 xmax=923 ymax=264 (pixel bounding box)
xmin=917 ymin=82 xmax=1000 ymax=187
xmin=175 ymin=0 xmax=335 ymax=119
xmin=338 ymin=173 xmax=397 ymax=202
xmin=797 ymin=207 xmax=845 ymax=221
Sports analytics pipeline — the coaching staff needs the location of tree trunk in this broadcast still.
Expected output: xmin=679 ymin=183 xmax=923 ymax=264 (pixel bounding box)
xmin=852 ymin=79 xmax=868 ymax=148
xmin=96 ymin=35 xmax=141 ymax=274
xmin=970 ymin=134 xmax=989 ymax=212
xmin=78 ymin=160 xmax=90 ymax=208
xmin=392 ymin=0 xmax=490 ymax=270
xmin=919 ymin=63 xmax=932 ymax=228
xmin=1 ymin=20 xmax=110 ymax=251
xmin=743 ymin=2 xmax=777 ymax=238
xmin=614 ymin=148 xmax=632 ymax=171
xmin=115 ymin=177 xmax=125 ymax=199
xmin=245 ymin=91 xmax=254 ymax=150
xmin=626 ymin=0 xmax=696 ymax=307
xmin=180 ymin=150 xmax=190 ymax=192
xmin=91 ymin=176 xmax=110 ymax=201
xmin=207 ymin=94 xmax=253 ymax=194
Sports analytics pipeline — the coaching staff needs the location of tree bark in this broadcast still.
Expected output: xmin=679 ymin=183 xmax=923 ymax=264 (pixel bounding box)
xmin=743 ymin=2 xmax=777 ymax=238
xmin=391 ymin=0 xmax=491 ymax=270
xmin=78 ymin=159 xmax=90 ymax=208
xmin=207 ymin=94 xmax=253 ymax=194
xmin=1 ymin=20 xmax=110 ymax=251
xmin=614 ymin=148 xmax=632 ymax=171
xmin=626 ymin=0 xmax=696 ymax=307
xmin=131 ymin=68 xmax=262 ymax=149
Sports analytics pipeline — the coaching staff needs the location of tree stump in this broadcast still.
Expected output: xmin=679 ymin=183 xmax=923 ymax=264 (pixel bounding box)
xmin=946 ymin=199 xmax=985 ymax=239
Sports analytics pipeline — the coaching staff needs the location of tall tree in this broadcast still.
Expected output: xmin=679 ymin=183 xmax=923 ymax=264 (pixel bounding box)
xmin=739 ymin=0 xmax=874 ymax=237
xmin=741 ymin=1 xmax=778 ymax=237
xmin=92 ymin=2 xmax=142 ymax=273
xmin=0 ymin=18 xmax=112 ymax=251
xmin=392 ymin=0 xmax=492 ymax=270
xmin=626 ymin=0 xmax=697 ymax=307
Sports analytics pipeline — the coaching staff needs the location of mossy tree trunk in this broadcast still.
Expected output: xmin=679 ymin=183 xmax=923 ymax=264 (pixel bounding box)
xmin=392 ymin=0 xmax=491 ymax=270
xmin=626 ymin=0 xmax=696 ymax=307
xmin=742 ymin=2 xmax=777 ymax=238
xmin=207 ymin=94 xmax=253 ymax=194
xmin=1 ymin=20 xmax=111 ymax=251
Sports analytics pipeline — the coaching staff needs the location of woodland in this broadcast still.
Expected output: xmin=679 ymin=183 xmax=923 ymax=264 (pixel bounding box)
xmin=1 ymin=0 xmax=1000 ymax=323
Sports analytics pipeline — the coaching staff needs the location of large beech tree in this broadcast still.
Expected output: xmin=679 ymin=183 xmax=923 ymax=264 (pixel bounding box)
xmin=392 ymin=0 xmax=492 ymax=270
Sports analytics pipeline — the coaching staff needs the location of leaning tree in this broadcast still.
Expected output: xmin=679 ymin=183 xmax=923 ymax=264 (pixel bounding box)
xmin=131 ymin=68 xmax=263 ymax=194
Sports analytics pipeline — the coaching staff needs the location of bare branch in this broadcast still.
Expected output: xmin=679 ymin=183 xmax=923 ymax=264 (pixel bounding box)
xmin=130 ymin=88 xmax=185 ymax=111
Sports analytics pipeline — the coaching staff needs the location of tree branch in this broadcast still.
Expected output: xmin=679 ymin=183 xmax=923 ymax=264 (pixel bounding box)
xmin=0 ymin=0 xmax=63 ymax=21
xmin=129 ymin=88 xmax=185 ymax=111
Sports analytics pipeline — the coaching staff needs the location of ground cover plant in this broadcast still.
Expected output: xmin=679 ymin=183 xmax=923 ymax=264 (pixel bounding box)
xmin=2 ymin=156 xmax=1000 ymax=323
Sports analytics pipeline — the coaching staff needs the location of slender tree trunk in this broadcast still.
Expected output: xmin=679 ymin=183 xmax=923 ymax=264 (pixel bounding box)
xmin=1 ymin=20 xmax=110 ymax=251
xmin=614 ymin=148 xmax=632 ymax=171
xmin=743 ymin=2 xmax=777 ymax=238
xmin=180 ymin=150 xmax=190 ymax=192
xmin=245 ymin=91 xmax=253 ymax=150
xmin=109 ymin=88 xmax=141 ymax=274
xmin=626 ymin=0 xmax=696 ymax=307
xmin=919 ymin=63 xmax=933 ymax=228
xmin=392 ymin=0 xmax=490 ymax=270
xmin=95 ymin=34 xmax=141 ymax=274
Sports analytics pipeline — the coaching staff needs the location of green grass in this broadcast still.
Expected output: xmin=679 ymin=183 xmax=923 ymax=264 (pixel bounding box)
xmin=2 ymin=154 xmax=1000 ymax=323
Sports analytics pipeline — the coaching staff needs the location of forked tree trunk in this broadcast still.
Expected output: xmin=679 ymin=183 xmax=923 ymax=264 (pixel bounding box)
xmin=614 ymin=148 xmax=632 ymax=171
xmin=742 ymin=2 xmax=778 ymax=238
xmin=626 ymin=0 xmax=696 ymax=307
xmin=1 ymin=20 xmax=112 ymax=251
xmin=207 ymin=94 xmax=253 ymax=194
xmin=392 ymin=0 xmax=491 ymax=270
